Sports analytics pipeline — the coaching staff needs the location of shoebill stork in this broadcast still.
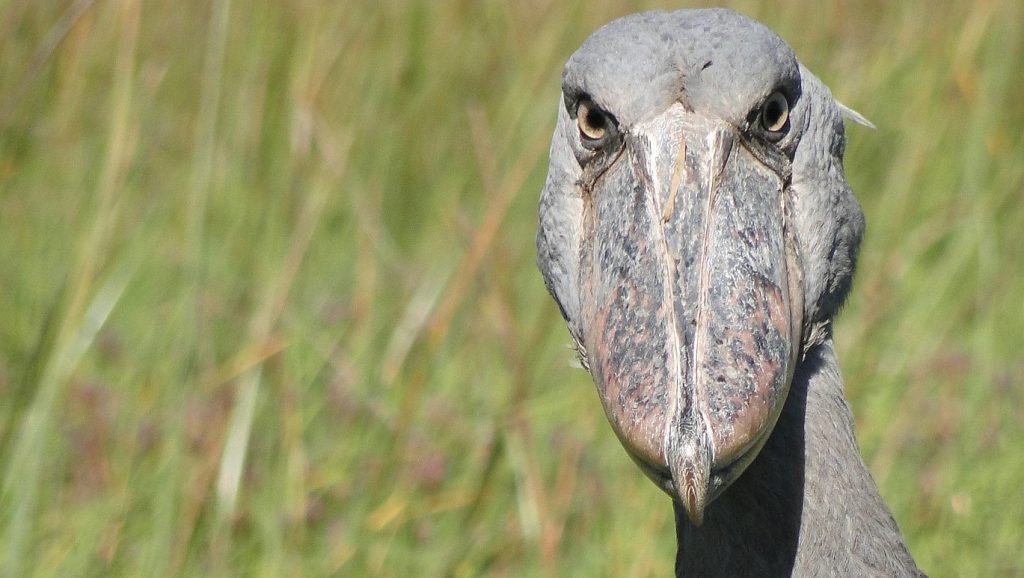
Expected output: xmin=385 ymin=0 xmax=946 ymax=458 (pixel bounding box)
xmin=536 ymin=9 xmax=925 ymax=576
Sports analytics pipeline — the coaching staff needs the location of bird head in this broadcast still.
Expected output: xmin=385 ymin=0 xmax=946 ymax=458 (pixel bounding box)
xmin=536 ymin=9 xmax=866 ymax=525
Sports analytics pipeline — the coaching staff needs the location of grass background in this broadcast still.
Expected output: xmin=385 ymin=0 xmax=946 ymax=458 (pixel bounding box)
xmin=1 ymin=0 xmax=1022 ymax=576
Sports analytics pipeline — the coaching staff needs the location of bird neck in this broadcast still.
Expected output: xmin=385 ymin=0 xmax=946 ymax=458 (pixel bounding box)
xmin=673 ymin=339 xmax=921 ymax=576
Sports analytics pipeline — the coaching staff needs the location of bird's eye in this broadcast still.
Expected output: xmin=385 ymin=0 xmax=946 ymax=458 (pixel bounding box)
xmin=759 ymin=91 xmax=789 ymax=134
xmin=576 ymin=99 xmax=615 ymax=147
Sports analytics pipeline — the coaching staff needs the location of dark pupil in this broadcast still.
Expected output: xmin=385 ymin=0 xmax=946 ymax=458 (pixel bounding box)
xmin=764 ymin=100 xmax=783 ymax=127
xmin=585 ymin=108 xmax=605 ymax=133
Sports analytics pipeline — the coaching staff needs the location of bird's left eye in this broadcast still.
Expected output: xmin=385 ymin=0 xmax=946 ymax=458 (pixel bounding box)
xmin=576 ymin=99 xmax=616 ymax=148
xmin=759 ymin=91 xmax=790 ymax=134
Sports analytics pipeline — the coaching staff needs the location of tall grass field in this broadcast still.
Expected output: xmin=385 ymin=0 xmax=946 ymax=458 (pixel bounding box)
xmin=1 ymin=0 xmax=1022 ymax=575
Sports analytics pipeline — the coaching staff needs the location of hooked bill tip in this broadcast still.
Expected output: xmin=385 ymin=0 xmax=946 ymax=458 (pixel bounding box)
xmin=667 ymin=417 xmax=711 ymax=526
xmin=682 ymin=471 xmax=704 ymax=525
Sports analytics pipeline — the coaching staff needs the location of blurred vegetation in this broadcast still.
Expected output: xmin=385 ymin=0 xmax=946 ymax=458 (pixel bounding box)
xmin=1 ymin=0 xmax=1021 ymax=576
